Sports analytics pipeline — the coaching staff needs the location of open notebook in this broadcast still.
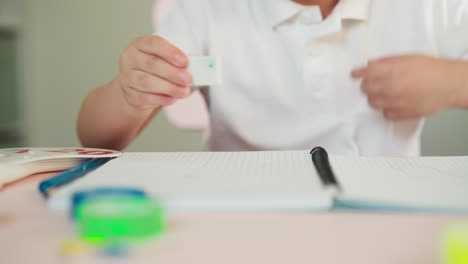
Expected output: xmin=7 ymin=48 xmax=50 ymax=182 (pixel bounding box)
xmin=47 ymin=151 xmax=468 ymax=213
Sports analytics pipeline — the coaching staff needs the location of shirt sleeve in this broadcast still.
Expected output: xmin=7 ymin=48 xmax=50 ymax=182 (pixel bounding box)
xmin=434 ymin=0 xmax=468 ymax=60
xmin=152 ymin=0 xmax=208 ymax=55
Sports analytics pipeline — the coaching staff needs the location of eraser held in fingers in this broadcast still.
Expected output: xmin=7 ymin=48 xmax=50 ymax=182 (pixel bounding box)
xmin=187 ymin=56 xmax=222 ymax=87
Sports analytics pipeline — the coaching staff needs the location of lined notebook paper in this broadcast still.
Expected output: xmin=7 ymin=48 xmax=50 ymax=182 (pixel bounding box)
xmin=333 ymin=156 xmax=468 ymax=210
xmin=49 ymin=151 xmax=333 ymax=211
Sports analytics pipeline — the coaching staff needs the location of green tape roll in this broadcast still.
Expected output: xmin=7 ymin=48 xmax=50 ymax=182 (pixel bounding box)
xmin=443 ymin=222 xmax=468 ymax=264
xmin=77 ymin=197 xmax=165 ymax=244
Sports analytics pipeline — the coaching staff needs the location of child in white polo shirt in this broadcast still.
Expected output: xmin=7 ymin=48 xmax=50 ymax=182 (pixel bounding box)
xmin=77 ymin=0 xmax=468 ymax=155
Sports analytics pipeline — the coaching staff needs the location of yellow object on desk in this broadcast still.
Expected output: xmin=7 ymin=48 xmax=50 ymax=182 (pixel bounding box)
xmin=443 ymin=222 xmax=468 ymax=264
xmin=60 ymin=238 xmax=93 ymax=256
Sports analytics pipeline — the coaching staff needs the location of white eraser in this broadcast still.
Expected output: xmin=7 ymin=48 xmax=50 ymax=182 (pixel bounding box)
xmin=187 ymin=56 xmax=222 ymax=86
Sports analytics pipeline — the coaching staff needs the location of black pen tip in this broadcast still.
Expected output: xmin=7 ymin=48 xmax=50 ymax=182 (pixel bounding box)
xmin=310 ymin=146 xmax=325 ymax=154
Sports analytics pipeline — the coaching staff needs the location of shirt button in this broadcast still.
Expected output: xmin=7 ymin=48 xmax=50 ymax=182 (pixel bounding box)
xmin=298 ymin=8 xmax=323 ymax=25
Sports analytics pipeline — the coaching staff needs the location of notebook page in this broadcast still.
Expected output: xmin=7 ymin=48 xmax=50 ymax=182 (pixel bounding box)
xmin=49 ymin=151 xmax=331 ymax=211
xmin=332 ymin=156 xmax=468 ymax=210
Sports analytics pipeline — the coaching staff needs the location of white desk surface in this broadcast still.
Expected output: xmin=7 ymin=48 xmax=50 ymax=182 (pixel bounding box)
xmin=0 ymin=173 xmax=466 ymax=264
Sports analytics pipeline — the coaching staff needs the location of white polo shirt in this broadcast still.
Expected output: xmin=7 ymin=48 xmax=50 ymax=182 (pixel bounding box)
xmin=156 ymin=0 xmax=468 ymax=155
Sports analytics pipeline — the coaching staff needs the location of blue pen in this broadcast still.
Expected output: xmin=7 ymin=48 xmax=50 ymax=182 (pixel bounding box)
xmin=38 ymin=158 xmax=111 ymax=198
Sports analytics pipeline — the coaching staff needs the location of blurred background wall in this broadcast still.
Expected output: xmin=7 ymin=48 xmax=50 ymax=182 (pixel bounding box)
xmin=0 ymin=0 xmax=21 ymax=148
xmin=0 ymin=0 xmax=467 ymax=155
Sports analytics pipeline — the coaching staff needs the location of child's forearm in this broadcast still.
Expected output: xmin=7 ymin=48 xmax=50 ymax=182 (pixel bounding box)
xmin=77 ymin=78 xmax=160 ymax=150
xmin=451 ymin=60 xmax=468 ymax=109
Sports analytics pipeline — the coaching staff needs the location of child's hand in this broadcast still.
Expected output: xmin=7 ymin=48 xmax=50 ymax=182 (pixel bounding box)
xmin=352 ymin=56 xmax=468 ymax=121
xmin=117 ymin=35 xmax=192 ymax=111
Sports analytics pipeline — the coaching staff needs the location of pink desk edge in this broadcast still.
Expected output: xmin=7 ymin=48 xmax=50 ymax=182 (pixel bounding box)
xmin=0 ymin=173 xmax=466 ymax=264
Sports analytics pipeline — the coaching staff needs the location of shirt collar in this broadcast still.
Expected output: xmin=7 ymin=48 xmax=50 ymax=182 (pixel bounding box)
xmin=267 ymin=0 xmax=371 ymax=29
xmin=340 ymin=0 xmax=371 ymax=21
xmin=267 ymin=0 xmax=306 ymax=29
